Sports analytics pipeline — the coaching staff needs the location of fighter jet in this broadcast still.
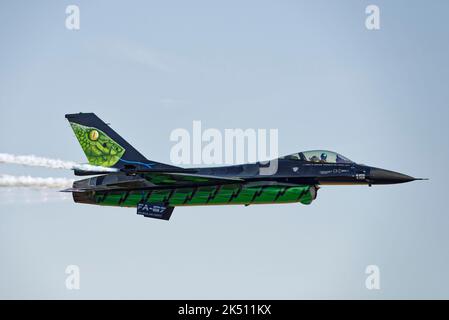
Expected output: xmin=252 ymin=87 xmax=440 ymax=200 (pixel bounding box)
xmin=63 ymin=113 xmax=425 ymax=220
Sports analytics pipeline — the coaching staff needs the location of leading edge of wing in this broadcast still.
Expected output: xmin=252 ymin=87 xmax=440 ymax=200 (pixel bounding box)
xmin=168 ymin=172 xmax=243 ymax=182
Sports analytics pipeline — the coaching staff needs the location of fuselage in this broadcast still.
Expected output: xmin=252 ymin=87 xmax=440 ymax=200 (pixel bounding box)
xmin=193 ymin=159 xmax=416 ymax=186
xmin=70 ymin=154 xmax=418 ymax=209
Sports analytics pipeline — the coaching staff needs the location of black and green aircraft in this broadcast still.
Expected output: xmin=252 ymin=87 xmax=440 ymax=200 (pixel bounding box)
xmin=64 ymin=113 xmax=425 ymax=220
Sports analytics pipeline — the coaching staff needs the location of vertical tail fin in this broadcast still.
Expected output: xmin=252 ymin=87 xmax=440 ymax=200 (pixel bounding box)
xmin=65 ymin=113 xmax=177 ymax=170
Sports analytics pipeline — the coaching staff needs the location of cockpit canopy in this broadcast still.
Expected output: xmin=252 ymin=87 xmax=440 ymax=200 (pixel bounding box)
xmin=280 ymin=150 xmax=353 ymax=164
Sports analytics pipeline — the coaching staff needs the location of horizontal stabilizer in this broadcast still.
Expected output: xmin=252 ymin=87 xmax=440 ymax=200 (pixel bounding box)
xmin=60 ymin=188 xmax=86 ymax=193
xmin=74 ymin=169 xmax=115 ymax=176
xmin=61 ymin=178 xmax=153 ymax=193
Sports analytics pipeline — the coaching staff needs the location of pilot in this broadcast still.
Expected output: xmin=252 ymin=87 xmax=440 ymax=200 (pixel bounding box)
xmin=320 ymin=152 xmax=327 ymax=163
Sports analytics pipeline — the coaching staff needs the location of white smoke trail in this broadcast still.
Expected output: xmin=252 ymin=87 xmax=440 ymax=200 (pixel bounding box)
xmin=0 ymin=174 xmax=74 ymax=189
xmin=0 ymin=153 xmax=118 ymax=172
xmin=0 ymin=188 xmax=72 ymax=204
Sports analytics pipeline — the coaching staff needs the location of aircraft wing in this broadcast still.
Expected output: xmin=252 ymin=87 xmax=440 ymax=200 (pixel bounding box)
xmin=142 ymin=172 xmax=243 ymax=186
xmin=61 ymin=173 xmax=243 ymax=193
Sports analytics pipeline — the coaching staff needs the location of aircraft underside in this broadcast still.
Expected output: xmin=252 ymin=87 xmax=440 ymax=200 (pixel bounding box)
xmin=73 ymin=184 xmax=317 ymax=208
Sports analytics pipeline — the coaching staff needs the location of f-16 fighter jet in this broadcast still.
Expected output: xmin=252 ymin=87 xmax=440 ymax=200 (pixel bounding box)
xmin=63 ymin=113 xmax=425 ymax=220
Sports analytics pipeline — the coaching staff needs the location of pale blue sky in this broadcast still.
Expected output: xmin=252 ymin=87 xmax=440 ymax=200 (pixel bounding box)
xmin=0 ymin=0 xmax=448 ymax=298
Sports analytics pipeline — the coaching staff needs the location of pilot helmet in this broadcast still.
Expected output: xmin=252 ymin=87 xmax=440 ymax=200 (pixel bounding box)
xmin=320 ymin=152 xmax=327 ymax=160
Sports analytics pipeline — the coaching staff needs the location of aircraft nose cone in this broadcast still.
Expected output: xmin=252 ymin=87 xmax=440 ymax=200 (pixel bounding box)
xmin=369 ymin=168 xmax=416 ymax=184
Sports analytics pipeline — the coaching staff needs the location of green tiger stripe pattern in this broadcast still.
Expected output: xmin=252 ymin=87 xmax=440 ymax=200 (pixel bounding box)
xmin=92 ymin=184 xmax=314 ymax=207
